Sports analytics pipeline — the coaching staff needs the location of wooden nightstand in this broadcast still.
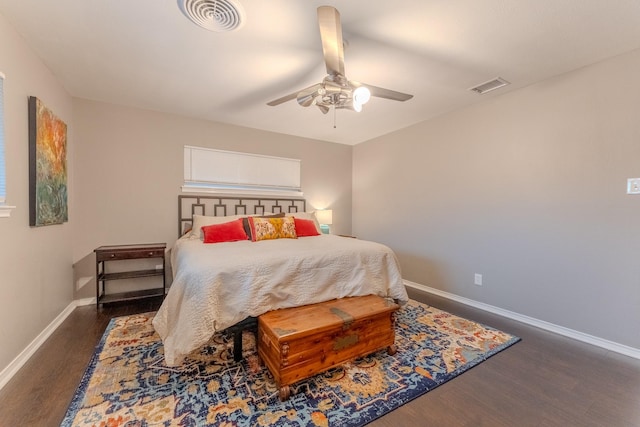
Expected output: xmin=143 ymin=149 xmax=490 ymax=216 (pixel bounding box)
xmin=94 ymin=243 xmax=166 ymax=309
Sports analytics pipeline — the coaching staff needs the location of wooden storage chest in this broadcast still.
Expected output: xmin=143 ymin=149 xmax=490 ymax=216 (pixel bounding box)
xmin=257 ymin=295 xmax=399 ymax=401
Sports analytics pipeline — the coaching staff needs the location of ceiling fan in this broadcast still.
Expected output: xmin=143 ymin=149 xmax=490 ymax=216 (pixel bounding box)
xmin=267 ymin=6 xmax=413 ymax=114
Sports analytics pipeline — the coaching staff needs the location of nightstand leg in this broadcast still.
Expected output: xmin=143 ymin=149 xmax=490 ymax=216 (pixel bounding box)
xmin=95 ymin=260 xmax=100 ymax=310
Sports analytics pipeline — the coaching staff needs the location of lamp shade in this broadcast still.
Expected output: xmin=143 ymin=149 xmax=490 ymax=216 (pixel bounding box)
xmin=316 ymin=209 xmax=333 ymax=225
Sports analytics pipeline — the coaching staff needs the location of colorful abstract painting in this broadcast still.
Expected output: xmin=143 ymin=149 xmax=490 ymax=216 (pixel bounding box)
xmin=29 ymin=96 xmax=67 ymax=226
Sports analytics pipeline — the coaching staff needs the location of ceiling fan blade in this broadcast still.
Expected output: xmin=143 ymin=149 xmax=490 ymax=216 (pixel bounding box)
xmin=297 ymin=83 xmax=323 ymax=107
xmin=267 ymin=83 xmax=322 ymax=107
xmin=318 ymin=6 xmax=345 ymax=77
xmin=267 ymin=91 xmax=299 ymax=106
xmin=350 ymin=81 xmax=414 ymax=102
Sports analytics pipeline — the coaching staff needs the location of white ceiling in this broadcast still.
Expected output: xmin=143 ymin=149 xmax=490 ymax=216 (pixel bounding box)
xmin=1 ymin=0 xmax=640 ymax=145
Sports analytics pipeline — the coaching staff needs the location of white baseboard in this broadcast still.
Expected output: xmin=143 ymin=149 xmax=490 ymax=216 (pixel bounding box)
xmin=0 ymin=297 xmax=96 ymax=391
xmin=75 ymin=297 xmax=97 ymax=307
xmin=404 ymin=280 xmax=640 ymax=360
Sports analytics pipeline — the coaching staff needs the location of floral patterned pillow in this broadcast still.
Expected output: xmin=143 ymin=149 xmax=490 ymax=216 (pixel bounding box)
xmin=249 ymin=216 xmax=298 ymax=242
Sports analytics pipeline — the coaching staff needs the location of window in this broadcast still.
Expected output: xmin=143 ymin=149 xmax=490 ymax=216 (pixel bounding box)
xmin=183 ymin=146 xmax=302 ymax=196
xmin=0 ymin=71 xmax=14 ymax=217
xmin=0 ymin=72 xmax=5 ymax=203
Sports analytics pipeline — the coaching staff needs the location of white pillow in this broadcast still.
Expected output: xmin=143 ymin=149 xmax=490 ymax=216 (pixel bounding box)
xmin=190 ymin=214 xmax=245 ymax=240
xmin=286 ymin=212 xmax=322 ymax=234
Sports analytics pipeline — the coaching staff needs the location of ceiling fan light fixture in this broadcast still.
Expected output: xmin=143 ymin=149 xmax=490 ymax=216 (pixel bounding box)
xmin=353 ymin=86 xmax=371 ymax=105
xmin=316 ymin=104 xmax=330 ymax=114
xmin=265 ymin=6 xmax=413 ymax=115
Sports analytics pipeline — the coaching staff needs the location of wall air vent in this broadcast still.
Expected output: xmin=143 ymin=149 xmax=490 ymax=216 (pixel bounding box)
xmin=178 ymin=0 xmax=245 ymax=32
xmin=469 ymin=77 xmax=510 ymax=95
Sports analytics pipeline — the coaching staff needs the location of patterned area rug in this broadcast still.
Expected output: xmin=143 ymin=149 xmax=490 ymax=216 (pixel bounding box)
xmin=61 ymin=300 xmax=520 ymax=427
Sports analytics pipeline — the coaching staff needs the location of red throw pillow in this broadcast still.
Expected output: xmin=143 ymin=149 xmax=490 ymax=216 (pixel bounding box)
xmin=294 ymin=218 xmax=320 ymax=237
xmin=202 ymin=219 xmax=248 ymax=243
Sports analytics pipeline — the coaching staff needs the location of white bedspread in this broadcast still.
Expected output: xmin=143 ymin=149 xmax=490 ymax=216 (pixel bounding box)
xmin=152 ymin=234 xmax=408 ymax=366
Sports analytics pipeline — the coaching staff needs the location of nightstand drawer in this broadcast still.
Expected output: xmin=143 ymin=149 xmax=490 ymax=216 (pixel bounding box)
xmin=96 ymin=248 xmax=165 ymax=261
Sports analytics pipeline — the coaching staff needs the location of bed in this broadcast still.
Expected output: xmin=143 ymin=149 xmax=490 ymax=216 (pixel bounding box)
xmin=153 ymin=195 xmax=408 ymax=366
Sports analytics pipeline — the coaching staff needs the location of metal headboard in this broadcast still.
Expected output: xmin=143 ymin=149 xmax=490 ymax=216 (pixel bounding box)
xmin=178 ymin=194 xmax=306 ymax=237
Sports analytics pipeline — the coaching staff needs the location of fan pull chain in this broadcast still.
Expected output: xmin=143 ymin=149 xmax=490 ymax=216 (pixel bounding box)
xmin=333 ymin=104 xmax=337 ymax=128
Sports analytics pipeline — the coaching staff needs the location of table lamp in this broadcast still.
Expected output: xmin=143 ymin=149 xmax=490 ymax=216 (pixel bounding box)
xmin=316 ymin=209 xmax=333 ymax=234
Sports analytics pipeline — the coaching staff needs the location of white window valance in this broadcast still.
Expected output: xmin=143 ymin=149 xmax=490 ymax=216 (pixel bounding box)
xmin=182 ymin=146 xmax=302 ymax=196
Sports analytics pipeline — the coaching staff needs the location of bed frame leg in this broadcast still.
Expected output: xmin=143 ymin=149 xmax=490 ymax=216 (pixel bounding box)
xmin=228 ymin=317 xmax=258 ymax=362
xmin=233 ymin=329 xmax=243 ymax=362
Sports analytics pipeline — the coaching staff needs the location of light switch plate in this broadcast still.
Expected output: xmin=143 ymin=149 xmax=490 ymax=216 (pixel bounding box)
xmin=627 ymin=178 xmax=640 ymax=194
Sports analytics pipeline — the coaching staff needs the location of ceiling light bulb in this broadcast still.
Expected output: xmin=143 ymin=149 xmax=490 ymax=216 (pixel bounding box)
xmin=353 ymin=101 xmax=363 ymax=112
xmin=353 ymin=86 xmax=371 ymax=105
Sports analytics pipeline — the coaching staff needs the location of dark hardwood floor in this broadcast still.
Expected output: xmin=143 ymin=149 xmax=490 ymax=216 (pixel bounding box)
xmin=1 ymin=289 xmax=638 ymax=427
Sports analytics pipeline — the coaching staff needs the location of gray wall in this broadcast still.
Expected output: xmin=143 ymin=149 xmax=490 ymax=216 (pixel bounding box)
xmin=0 ymin=13 xmax=74 ymax=372
xmin=71 ymin=99 xmax=353 ymax=298
xmin=353 ymin=48 xmax=640 ymax=350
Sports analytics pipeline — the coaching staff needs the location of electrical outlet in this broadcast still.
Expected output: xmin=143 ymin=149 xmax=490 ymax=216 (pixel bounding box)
xmin=627 ymin=178 xmax=640 ymax=194
xmin=474 ymin=273 xmax=483 ymax=286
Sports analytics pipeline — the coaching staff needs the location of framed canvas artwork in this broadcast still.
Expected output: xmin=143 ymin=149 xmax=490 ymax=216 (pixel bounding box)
xmin=28 ymin=96 xmax=68 ymax=226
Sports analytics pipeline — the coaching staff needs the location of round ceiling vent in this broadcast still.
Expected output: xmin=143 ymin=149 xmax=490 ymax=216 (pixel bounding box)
xmin=178 ymin=0 xmax=245 ymax=32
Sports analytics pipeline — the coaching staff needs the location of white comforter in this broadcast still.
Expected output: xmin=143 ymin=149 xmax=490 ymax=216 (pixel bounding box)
xmin=153 ymin=234 xmax=408 ymax=366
